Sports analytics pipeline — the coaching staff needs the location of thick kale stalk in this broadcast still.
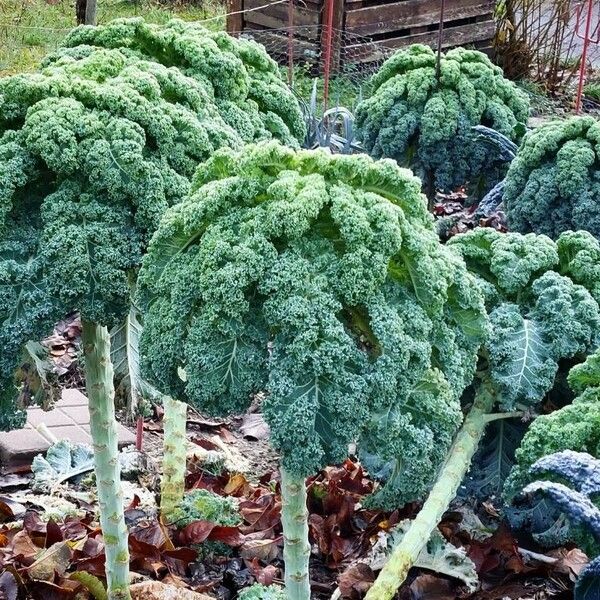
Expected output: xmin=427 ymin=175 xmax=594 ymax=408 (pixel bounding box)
xmin=364 ymin=228 xmax=600 ymax=597
xmin=280 ymin=469 xmax=311 ymax=600
xmin=81 ymin=321 xmax=131 ymax=600
xmin=160 ymin=396 xmax=187 ymax=518
xmin=365 ymin=385 xmax=495 ymax=600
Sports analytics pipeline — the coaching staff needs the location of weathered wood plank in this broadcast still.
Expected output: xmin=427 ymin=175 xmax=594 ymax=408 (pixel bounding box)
xmin=243 ymin=0 xmax=320 ymax=28
xmin=344 ymin=19 xmax=495 ymax=63
xmin=226 ymin=0 xmax=244 ymax=34
xmin=244 ymin=16 xmax=321 ymax=40
xmin=345 ymin=0 xmax=494 ymax=37
xmin=232 ymin=0 xmax=495 ymax=72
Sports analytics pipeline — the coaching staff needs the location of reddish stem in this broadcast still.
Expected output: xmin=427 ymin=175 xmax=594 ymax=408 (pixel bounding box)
xmin=136 ymin=416 xmax=144 ymax=451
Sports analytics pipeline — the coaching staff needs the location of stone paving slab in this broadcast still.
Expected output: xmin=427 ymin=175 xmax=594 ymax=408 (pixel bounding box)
xmin=0 ymin=388 xmax=136 ymax=473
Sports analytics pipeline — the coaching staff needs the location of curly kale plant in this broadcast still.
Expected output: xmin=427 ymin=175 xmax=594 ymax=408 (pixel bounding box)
xmin=0 ymin=19 xmax=305 ymax=597
xmin=504 ymin=116 xmax=600 ymax=240
xmin=523 ymin=450 xmax=600 ymax=600
xmin=506 ymin=348 xmax=600 ymax=501
xmin=56 ymin=18 xmax=306 ymax=147
xmin=137 ymin=141 xmax=487 ymax=600
xmin=238 ymin=584 xmax=287 ymax=600
xmin=169 ymin=489 xmax=241 ymax=528
xmin=365 ymin=228 xmax=600 ymax=600
xmin=355 ymin=44 xmax=529 ymax=198
xmin=523 ymin=450 xmax=600 ymax=556
xmin=449 ymin=228 xmax=600 ymax=410
xmin=1 ymin=46 xmax=232 ymax=599
xmin=0 ymin=42 xmax=235 ymax=421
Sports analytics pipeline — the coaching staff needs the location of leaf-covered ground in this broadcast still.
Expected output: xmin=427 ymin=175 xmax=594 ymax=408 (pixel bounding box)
xmin=0 ymin=404 xmax=589 ymax=600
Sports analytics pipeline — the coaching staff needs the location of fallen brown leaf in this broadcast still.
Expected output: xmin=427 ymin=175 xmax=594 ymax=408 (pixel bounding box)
xmin=239 ymin=493 xmax=281 ymax=531
xmin=219 ymin=428 xmax=236 ymax=444
xmin=338 ymin=562 xmax=375 ymax=599
xmin=178 ymin=522 xmax=214 ymax=545
xmin=27 ymin=578 xmax=81 ymax=599
xmin=239 ymin=414 xmax=270 ymax=440
xmin=28 ymin=542 xmax=71 ymax=581
xmin=239 ymin=537 xmax=281 ymax=562
xmin=408 ymin=574 xmax=456 ymax=600
xmin=178 ymin=522 xmax=244 ymax=547
xmin=549 ymin=547 xmax=589 ymax=580
xmin=468 ymin=522 xmax=526 ymax=575
xmin=0 ymin=497 xmax=26 ymax=521
xmin=11 ymin=531 xmax=40 ymax=565
xmin=224 ymin=474 xmax=249 ymax=496
xmin=130 ymin=580 xmax=213 ymax=600
xmin=246 ymin=559 xmax=279 ymax=586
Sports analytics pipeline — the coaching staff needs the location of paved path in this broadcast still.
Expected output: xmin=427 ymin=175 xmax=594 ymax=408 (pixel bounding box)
xmin=0 ymin=389 xmax=136 ymax=472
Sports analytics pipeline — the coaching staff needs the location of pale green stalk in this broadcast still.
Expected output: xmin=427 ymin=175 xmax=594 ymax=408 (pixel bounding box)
xmin=364 ymin=385 xmax=496 ymax=600
xmin=161 ymin=396 xmax=188 ymax=519
xmin=280 ymin=468 xmax=311 ymax=600
xmin=82 ymin=321 xmax=131 ymax=600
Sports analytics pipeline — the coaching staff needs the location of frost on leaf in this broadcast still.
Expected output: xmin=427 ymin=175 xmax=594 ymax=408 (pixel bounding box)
xmin=368 ymin=521 xmax=478 ymax=592
xmin=31 ymin=440 xmax=95 ymax=493
xmin=522 ymin=450 xmax=600 ymax=556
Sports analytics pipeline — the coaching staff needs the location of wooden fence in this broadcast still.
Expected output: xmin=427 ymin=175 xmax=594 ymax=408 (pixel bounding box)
xmin=226 ymin=0 xmax=496 ymax=70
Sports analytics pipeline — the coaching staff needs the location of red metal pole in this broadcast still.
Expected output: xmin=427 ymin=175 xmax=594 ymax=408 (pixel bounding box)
xmin=322 ymin=0 xmax=334 ymax=111
xmin=288 ymin=0 xmax=294 ymax=86
xmin=576 ymin=0 xmax=594 ymax=114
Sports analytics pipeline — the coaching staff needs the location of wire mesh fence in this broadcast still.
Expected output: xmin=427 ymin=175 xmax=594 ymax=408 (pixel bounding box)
xmin=237 ymin=25 xmax=387 ymax=110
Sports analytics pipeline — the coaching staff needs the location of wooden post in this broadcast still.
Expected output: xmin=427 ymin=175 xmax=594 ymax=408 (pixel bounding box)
xmin=76 ymin=0 xmax=87 ymax=24
xmin=85 ymin=0 xmax=97 ymax=25
xmin=330 ymin=0 xmax=345 ymax=71
xmin=76 ymin=0 xmax=96 ymax=26
xmin=321 ymin=0 xmax=346 ymax=101
xmin=227 ymin=0 xmax=244 ymax=35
